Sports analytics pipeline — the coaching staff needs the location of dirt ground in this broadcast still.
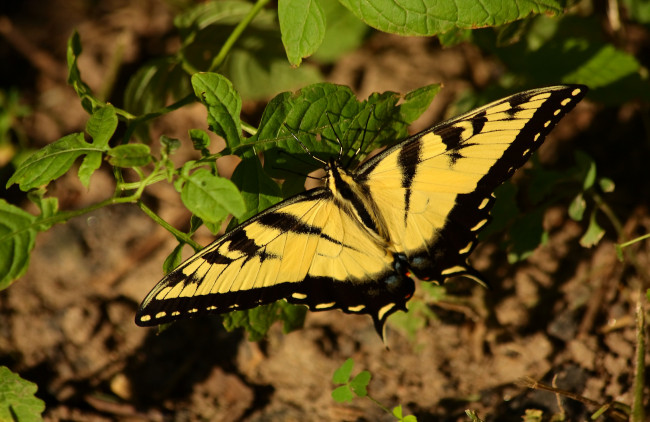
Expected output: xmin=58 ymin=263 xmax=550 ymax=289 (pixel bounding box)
xmin=1 ymin=1 xmax=649 ymax=421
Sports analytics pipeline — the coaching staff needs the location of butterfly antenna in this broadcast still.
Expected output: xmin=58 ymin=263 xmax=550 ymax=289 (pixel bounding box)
xmin=285 ymin=125 xmax=327 ymax=166
xmin=275 ymin=150 xmax=326 ymax=180
xmin=325 ymin=112 xmax=344 ymax=162
xmin=271 ymin=162 xmax=323 ymax=181
xmin=345 ymin=105 xmax=375 ymax=169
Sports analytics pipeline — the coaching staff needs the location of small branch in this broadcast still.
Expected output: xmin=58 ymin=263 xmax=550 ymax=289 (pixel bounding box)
xmin=137 ymin=202 xmax=201 ymax=251
xmin=208 ymin=0 xmax=271 ymax=71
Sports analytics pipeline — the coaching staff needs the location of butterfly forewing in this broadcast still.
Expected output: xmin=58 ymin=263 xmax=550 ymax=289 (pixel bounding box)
xmin=358 ymin=85 xmax=588 ymax=282
xmin=136 ymin=187 xmax=403 ymax=327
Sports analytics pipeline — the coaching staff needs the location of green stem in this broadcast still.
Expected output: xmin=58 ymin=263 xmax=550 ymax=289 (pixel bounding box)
xmin=366 ymin=395 xmax=391 ymax=415
xmin=617 ymin=233 xmax=650 ymax=249
xmin=0 ymin=195 xmax=139 ymax=243
xmin=593 ymin=191 xmax=625 ymax=241
xmin=123 ymin=93 xmax=196 ymax=142
xmin=208 ymin=0 xmax=271 ymax=71
xmin=241 ymin=120 xmax=258 ymax=136
xmin=137 ymin=202 xmax=202 ymax=251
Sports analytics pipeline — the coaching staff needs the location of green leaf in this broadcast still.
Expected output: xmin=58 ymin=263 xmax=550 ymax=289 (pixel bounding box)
xmin=177 ymin=2 xmax=322 ymax=100
xmin=27 ymin=189 xmax=59 ymax=232
xmin=160 ymin=135 xmax=181 ymax=157
xmin=256 ymin=83 xmax=428 ymax=179
xmin=312 ymin=1 xmax=369 ymax=63
xmin=562 ymin=43 xmax=641 ymax=89
xmin=331 ymin=385 xmax=354 ymax=403
xmin=574 ymin=150 xmax=596 ymax=190
xmin=332 ymin=359 xmax=355 ymax=384
xmin=181 ymin=168 xmax=246 ymax=225
xmin=398 ymin=84 xmax=441 ymax=124
xmin=66 ymin=31 xmax=100 ymax=112
xmin=192 ymin=73 xmax=243 ymax=149
xmin=225 ymin=47 xmax=323 ymax=100
xmin=622 ymin=0 xmax=650 ymax=24
xmin=230 ymin=156 xmax=282 ymax=222
xmin=107 ymin=144 xmax=152 ymax=168
xmin=507 ymin=208 xmax=546 ymax=263
xmin=221 ymin=302 xmax=292 ymax=341
xmin=280 ymin=302 xmax=307 ymax=334
xmin=189 ymin=129 xmax=211 ymax=151
xmin=279 ymin=0 xmax=326 ymax=66
xmin=7 ymin=132 xmax=108 ymax=191
xmin=124 ymin=58 xmax=191 ymax=115
xmin=580 ymin=210 xmax=605 ymax=248
xmin=80 ymin=105 xmax=117 ymax=187
xmin=86 ymin=105 xmax=117 ymax=147
xmin=599 ymin=177 xmax=615 ymax=193
xmin=338 ymin=0 xmax=563 ymax=36
xmin=568 ymin=193 xmax=586 ymax=221
xmin=0 ymin=200 xmax=37 ymax=290
xmin=162 ymin=243 xmax=184 ymax=274
xmin=0 ymin=366 xmax=45 ymax=422
xmin=349 ymin=370 xmax=371 ymax=397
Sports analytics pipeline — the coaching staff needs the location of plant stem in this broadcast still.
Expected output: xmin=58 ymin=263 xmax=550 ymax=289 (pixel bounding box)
xmin=209 ymin=0 xmax=271 ymax=71
xmin=0 ymin=195 xmax=138 ymax=243
xmin=137 ymin=201 xmax=202 ymax=251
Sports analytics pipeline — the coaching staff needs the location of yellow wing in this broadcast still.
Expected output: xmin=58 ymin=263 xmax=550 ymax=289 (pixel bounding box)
xmin=137 ymin=85 xmax=587 ymax=337
xmin=136 ymin=188 xmax=414 ymax=332
xmin=357 ymin=85 xmax=588 ymax=283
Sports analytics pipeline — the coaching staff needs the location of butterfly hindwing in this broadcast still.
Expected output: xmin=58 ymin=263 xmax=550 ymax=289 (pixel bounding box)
xmin=136 ymin=188 xmax=413 ymax=331
xmin=357 ymin=85 xmax=588 ymax=283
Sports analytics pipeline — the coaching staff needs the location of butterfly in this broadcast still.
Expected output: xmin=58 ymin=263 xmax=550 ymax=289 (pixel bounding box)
xmin=136 ymin=85 xmax=588 ymax=339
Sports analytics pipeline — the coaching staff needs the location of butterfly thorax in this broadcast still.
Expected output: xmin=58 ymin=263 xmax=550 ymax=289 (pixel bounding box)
xmin=326 ymin=159 xmax=392 ymax=248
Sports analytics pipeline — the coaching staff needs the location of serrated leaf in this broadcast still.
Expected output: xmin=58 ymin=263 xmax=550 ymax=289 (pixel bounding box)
xmin=580 ymin=210 xmax=605 ymax=247
xmin=0 ymin=366 xmax=45 ymax=422
xmin=279 ymin=0 xmax=326 ymax=66
xmin=256 ymin=83 xmax=427 ymax=179
xmin=349 ymin=370 xmax=371 ymax=397
xmin=192 ymin=73 xmax=243 ymax=149
xmin=221 ymin=302 xmax=292 ymax=341
xmin=333 ymin=359 xmax=355 ymax=384
xmin=331 ymin=385 xmax=354 ymax=403
xmin=7 ymin=132 xmax=108 ymax=191
xmin=181 ymin=168 xmax=246 ymax=225
xmin=338 ymin=0 xmax=563 ymax=36
xmin=0 ymin=201 xmax=37 ymax=290
xmin=107 ymin=144 xmax=152 ymax=168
